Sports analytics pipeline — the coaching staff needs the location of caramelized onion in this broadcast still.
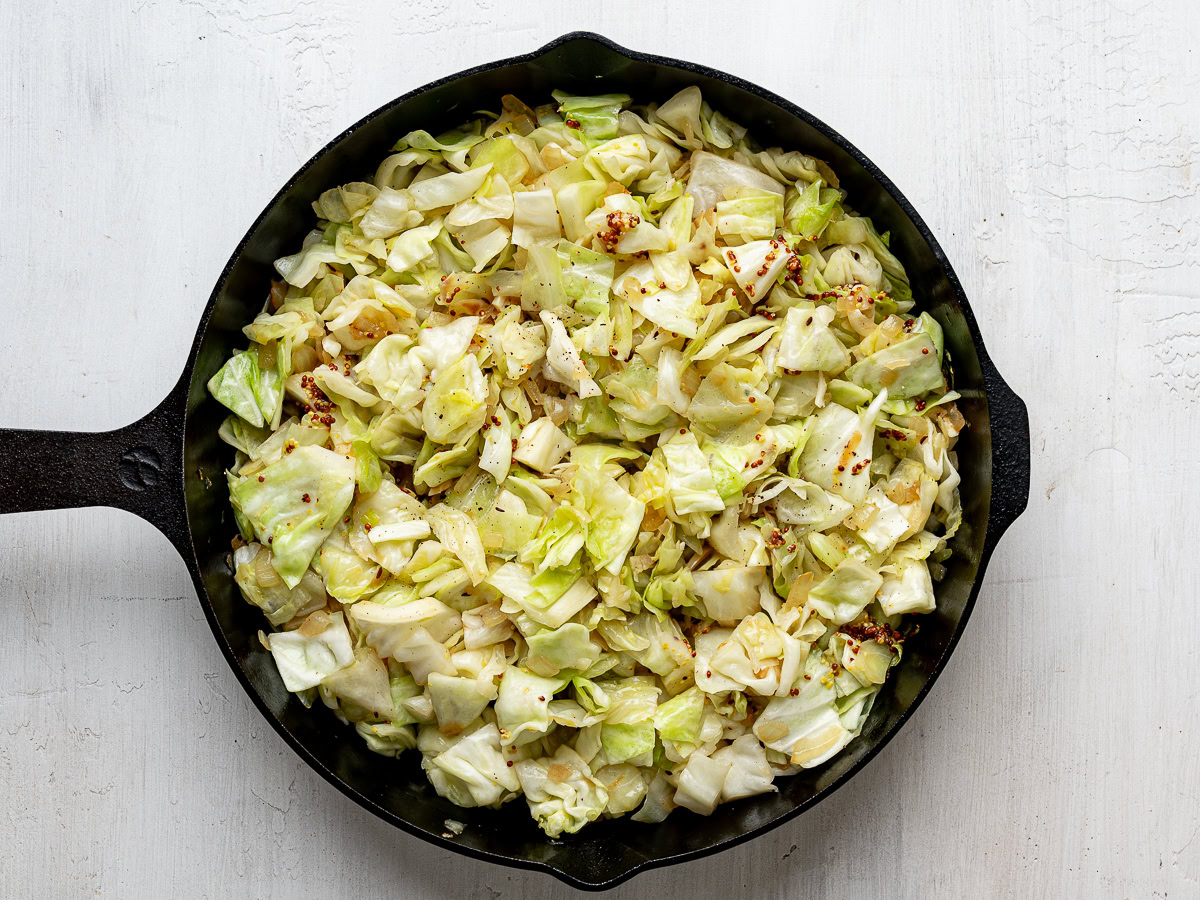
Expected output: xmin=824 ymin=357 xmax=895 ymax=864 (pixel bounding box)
xmin=253 ymin=546 xmax=282 ymax=589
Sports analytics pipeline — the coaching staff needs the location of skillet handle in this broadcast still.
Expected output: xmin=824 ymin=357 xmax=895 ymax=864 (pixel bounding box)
xmin=0 ymin=371 xmax=191 ymax=555
xmin=981 ymin=354 xmax=1030 ymax=550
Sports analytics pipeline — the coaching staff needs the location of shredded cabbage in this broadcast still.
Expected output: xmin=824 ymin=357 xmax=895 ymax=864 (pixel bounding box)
xmin=215 ymin=86 xmax=965 ymax=836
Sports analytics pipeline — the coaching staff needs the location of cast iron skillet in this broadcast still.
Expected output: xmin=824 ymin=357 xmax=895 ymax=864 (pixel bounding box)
xmin=0 ymin=33 xmax=1029 ymax=891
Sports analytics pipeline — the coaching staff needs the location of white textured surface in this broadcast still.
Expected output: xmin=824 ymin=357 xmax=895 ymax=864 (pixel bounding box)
xmin=2 ymin=2 xmax=1197 ymax=897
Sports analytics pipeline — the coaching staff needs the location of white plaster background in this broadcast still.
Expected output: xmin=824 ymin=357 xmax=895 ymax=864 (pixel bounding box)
xmin=2 ymin=2 xmax=1196 ymax=896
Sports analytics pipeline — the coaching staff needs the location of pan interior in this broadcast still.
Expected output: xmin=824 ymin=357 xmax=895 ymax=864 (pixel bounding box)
xmin=180 ymin=36 xmax=993 ymax=884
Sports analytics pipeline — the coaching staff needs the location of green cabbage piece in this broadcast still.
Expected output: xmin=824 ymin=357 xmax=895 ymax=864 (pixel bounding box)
xmin=314 ymin=520 xmax=383 ymax=602
xmin=424 ymin=722 xmax=520 ymax=808
xmin=602 ymin=720 xmax=656 ymax=765
xmin=422 ymin=353 xmax=488 ymax=444
xmin=514 ymin=744 xmax=609 ymax=836
xmin=841 ymin=633 xmax=896 ymax=685
xmin=825 ymin=215 xmax=907 ymax=282
xmin=495 ymin=666 xmax=565 ymax=746
xmin=687 ymin=363 xmax=772 ymax=431
xmin=603 ymin=357 xmax=679 ymax=438
xmin=475 ymin=488 xmax=543 ymax=559
xmin=798 ymin=390 xmax=888 ymax=505
xmin=828 ymin=379 xmax=873 ymax=409
xmin=752 ymin=653 xmax=851 ymax=768
xmin=808 ymin=559 xmax=884 ymax=625
xmin=526 ymin=624 xmax=603 ymax=677
xmin=469 ymin=134 xmax=530 ymax=186
xmin=357 ymin=721 xmax=417 ymax=757
xmin=786 ymin=179 xmax=842 ymax=239
xmin=877 ymin=557 xmax=936 ymax=615
xmin=685 ymin=150 xmax=783 ymax=212
xmin=511 ymin=187 xmax=561 ymax=249
xmin=654 ymin=686 xmax=705 ymax=743
xmin=574 ymin=467 xmax=645 ymax=576
xmin=601 ymin=677 xmax=660 ymax=765
xmin=844 ymin=333 xmax=944 ymax=399
xmin=519 ymin=502 xmax=587 ymax=573
xmin=557 ymin=239 xmax=614 ymax=317
xmin=232 ymin=544 xmax=325 ymax=626
xmin=620 ymin=259 xmax=704 ymax=337
xmin=427 ymin=671 xmax=492 ymax=734
xmin=207 ymin=350 xmax=282 ymax=429
xmin=425 ymin=503 xmax=488 ymax=585
xmin=556 ymin=180 xmax=607 ymax=243
xmin=552 ymin=90 xmax=630 ymax=146
xmin=408 ymin=164 xmax=494 ymax=212
xmin=323 ymin=646 xmax=395 ymax=719
xmin=512 ymin=416 xmax=576 ymax=472
xmin=264 ymin=611 xmax=354 ymax=691
xmin=488 ymin=562 xmax=596 ymax=630
xmin=715 ymin=188 xmax=783 ymax=240
xmin=776 ymin=306 xmax=851 ymax=374
xmin=230 ymin=446 xmax=357 ymax=587
xmin=413 ymin=434 xmax=481 ymax=489
xmin=661 ymin=432 xmax=724 ymax=515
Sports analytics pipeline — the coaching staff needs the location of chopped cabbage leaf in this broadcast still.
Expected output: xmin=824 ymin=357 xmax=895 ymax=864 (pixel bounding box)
xmin=515 ymin=744 xmax=608 ymax=836
xmin=662 ymin=432 xmax=724 ymax=516
xmin=230 ymin=446 xmax=356 ymax=588
xmin=264 ymin=611 xmax=354 ymax=691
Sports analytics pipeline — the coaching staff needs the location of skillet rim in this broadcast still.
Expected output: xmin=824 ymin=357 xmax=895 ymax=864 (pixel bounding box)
xmin=177 ymin=31 xmax=1021 ymax=890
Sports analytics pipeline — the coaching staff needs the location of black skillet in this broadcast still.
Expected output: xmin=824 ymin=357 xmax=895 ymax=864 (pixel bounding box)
xmin=0 ymin=32 xmax=1030 ymax=891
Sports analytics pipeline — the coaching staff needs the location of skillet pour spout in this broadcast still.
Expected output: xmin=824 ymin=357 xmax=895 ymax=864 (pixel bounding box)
xmin=0 ymin=32 xmax=1029 ymax=891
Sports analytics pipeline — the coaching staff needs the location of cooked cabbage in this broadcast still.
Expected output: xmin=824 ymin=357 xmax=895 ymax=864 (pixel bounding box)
xmin=215 ymin=86 xmax=964 ymax=836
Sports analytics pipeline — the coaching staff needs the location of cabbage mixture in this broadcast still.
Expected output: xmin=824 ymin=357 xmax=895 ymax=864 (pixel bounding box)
xmin=209 ymin=88 xmax=965 ymax=837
